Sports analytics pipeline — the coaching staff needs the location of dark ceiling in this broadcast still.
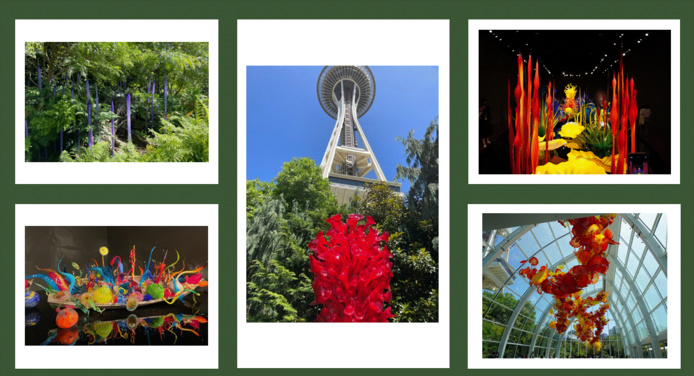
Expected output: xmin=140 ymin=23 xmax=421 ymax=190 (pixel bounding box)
xmin=480 ymin=29 xmax=670 ymax=79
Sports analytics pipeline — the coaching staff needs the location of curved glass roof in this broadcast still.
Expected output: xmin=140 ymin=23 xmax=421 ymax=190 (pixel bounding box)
xmin=482 ymin=214 xmax=667 ymax=358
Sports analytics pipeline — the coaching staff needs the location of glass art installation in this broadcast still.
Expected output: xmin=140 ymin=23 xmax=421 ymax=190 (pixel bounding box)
xmin=25 ymin=245 xmax=208 ymax=321
xmin=309 ymin=214 xmax=395 ymax=322
xmin=518 ymin=215 xmax=617 ymax=350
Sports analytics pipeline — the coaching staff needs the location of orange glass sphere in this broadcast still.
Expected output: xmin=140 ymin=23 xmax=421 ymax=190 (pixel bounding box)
xmin=56 ymin=308 xmax=78 ymax=329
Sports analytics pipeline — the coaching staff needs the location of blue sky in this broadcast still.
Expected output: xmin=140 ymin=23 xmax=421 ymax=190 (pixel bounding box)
xmin=246 ymin=66 xmax=439 ymax=194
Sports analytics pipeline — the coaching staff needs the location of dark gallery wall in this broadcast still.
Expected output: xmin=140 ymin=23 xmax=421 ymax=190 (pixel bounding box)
xmin=478 ymin=29 xmax=671 ymax=173
xmin=25 ymin=226 xmax=208 ymax=278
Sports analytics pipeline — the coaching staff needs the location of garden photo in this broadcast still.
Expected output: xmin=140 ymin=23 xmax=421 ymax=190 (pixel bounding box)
xmin=24 ymin=42 xmax=209 ymax=163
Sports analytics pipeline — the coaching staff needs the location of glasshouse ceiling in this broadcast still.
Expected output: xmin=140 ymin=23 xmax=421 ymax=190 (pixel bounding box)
xmin=482 ymin=214 xmax=667 ymax=358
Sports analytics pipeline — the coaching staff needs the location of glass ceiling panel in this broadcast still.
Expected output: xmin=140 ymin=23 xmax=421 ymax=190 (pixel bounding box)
xmin=643 ymin=250 xmax=659 ymax=277
xmin=543 ymin=242 xmax=563 ymax=265
xmin=626 ymin=251 xmax=640 ymax=277
xmin=631 ymin=235 xmax=647 ymax=261
xmin=619 ymin=217 xmax=633 ymax=243
xmin=533 ymin=223 xmax=556 ymax=248
xmin=617 ymin=238 xmax=629 ymax=264
xmin=515 ymin=232 xmax=541 ymax=256
xmin=549 ymin=221 xmax=570 ymax=237
xmin=652 ymin=304 xmax=667 ymax=333
xmin=654 ymin=270 xmax=667 ymax=299
xmin=507 ymin=245 xmax=529 ymax=270
xmin=639 ymin=213 xmax=658 ymax=232
xmin=635 ymin=267 xmax=651 ymax=293
xmin=644 ymin=284 xmax=662 ymax=311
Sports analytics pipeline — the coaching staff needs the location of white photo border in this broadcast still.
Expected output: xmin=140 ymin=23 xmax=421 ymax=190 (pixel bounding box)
xmin=468 ymin=204 xmax=681 ymax=369
xmin=15 ymin=204 xmax=219 ymax=369
xmin=15 ymin=19 xmax=219 ymax=184
xmin=468 ymin=19 xmax=680 ymax=184
xmin=237 ymin=19 xmax=450 ymax=369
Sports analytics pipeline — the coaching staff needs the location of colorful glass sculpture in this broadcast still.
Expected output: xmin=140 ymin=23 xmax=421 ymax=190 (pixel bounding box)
xmin=25 ymin=291 xmax=40 ymax=309
xmin=309 ymin=214 xmax=395 ymax=322
xmin=55 ymin=307 xmax=78 ymax=329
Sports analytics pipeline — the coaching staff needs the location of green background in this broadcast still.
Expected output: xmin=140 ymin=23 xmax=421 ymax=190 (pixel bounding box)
xmin=1 ymin=0 xmax=692 ymax=374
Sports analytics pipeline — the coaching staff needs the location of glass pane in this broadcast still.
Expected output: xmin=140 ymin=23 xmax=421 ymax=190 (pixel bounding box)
xmin=617 ymin=239 xmax=629 ymax=265
xmin=652 ymin=304 xmax=667 ymax=333
xmin=644 ymin=284 xmax=662 ymax=311
xmin=627 ymin=293 xmax=636 ymax=312
xmin=639 ymin=213 xmax=658 ymax=231
xmin=636 ymin=321 xmax=649 ymax=341
xmin=507 ymin=246 xmax=528 ymax=269
xmin=654 ymin=270 xmax=667 ymax=299
xmin=533 ymin=223 xmax=556 ymax=248
xmin=619 ymin=218 xmax=633 ymax=243
xmin=504 ymin=344 xmax=518 ymax=358
xmin=483 ymin=320 xmax=506 ymax=341
xmin=556 ymin=233 xmax=573 ymax=259
xmin=516 ymin=233 xmax=540 ymax=256
xmin=626 ymin=251 xmax=640 ymax=277
xmin=631 ymin=235 xmax=647 ymax=261
xmin=654 ymin=215 xmax=667 ymax=248
xmin=635 ymin=267 xmax=651 ymax=293
xmin=549 ymin=221 xmax=570 ymax=238
xmin=543 ymin=242 xmax=563 ymax=266
xmin=643 ymin=250 xmax=660 ymax=277
xmin=632 ymin=304 xmax=643 ymax=324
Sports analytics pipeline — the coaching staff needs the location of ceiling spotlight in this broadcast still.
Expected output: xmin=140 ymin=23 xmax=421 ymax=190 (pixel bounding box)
xmin=638 ymin=40 xmax=641 ymax=43
xmin=614 ymin=42 xmax=617 ymax=45
xmin=489 ymin=30 xmax=492 ymax=33
xmin=499 ymin=38 xmax=502 ymax=41
xmin=623 ymin=53 xmax=626 ymax=56
xmin=645 ymin=33 xmax=649 ymax=36
xmin=526 ymin=43 xmax=529 ymax=46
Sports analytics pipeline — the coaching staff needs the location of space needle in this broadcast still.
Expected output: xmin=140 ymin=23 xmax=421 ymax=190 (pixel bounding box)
xmin=317 ymin=66 xmax=401 ymax=204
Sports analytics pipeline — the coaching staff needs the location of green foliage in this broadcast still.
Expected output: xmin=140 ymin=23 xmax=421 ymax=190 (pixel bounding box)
xmin=141 ymin=115 xmax=209 ymax=162
xmin=246 ymin=118 xmax=439 ymax=323
xmin=273 ymin=157 xmax=338 ymax=216
xmin=246 ymin=179 xmax=275 ymax=222
xmin=580 ymin=123 xmax=613 ymax=159
xmin=396 ymin=118 xmax=439 ymax=257
xmin=245 ymin=158 xmax=342 ymax=322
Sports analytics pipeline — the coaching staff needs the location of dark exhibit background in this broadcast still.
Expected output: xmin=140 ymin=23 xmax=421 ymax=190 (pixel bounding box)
xmin=478 ymin=29 xmax=671 ymax=174
xmin=25 ymin=226 xmax=209 ymax=279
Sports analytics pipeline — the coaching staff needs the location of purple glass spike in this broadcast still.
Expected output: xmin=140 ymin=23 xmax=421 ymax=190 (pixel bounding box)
xmin=52 ymin=80 xmax=56 ymax=96
xmin=25 ymin=119 xmax=28 ymax=138
xmin=164 ymin=76 xmax=168 ymax=120
xmin=63 ymin=73 xmax=67 ymax=96
xmin=95 ymin=83 xmax=99 ymax=124
xmin=151 ymin=102 xmax=154 ymax=135
xmin=127 ymin=93 xmax=131 ymax=143
xmin=38 ymin=66 xmax=42 ymax=90
xmin=111 ymin=101 xmax=115 ymax=156
xmin=88 ymin=100 xmax=93 ymax=148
